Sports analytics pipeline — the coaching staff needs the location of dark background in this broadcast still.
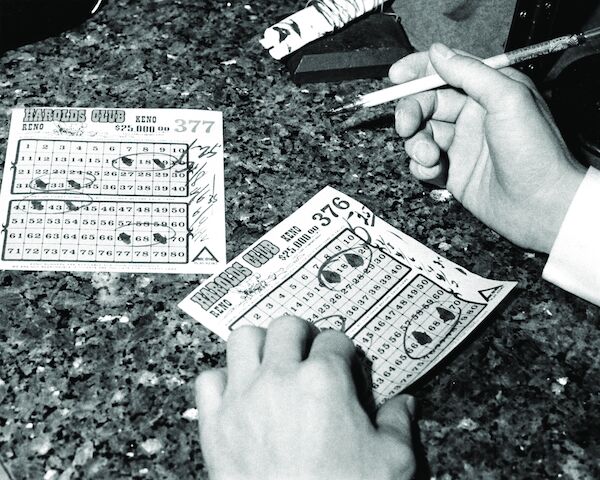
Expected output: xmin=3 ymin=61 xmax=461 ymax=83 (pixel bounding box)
xmin=0 ymin=1 xmax=598 ymax=479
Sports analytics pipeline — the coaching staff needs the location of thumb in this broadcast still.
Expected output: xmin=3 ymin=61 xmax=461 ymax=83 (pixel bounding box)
xmin=428 ymin=43 xmax=534 ymax=116
xmin=376 ymin=394 xmax=416 ymax=444
xmin=195 ymin=368 xmax=227 ymax=429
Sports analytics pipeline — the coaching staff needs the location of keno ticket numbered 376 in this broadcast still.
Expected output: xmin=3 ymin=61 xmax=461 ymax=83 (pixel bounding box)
xmin=180 ymin=186 xmax=516 ymax=405
xmin=0 ymin=107 xmax=225 ymax=274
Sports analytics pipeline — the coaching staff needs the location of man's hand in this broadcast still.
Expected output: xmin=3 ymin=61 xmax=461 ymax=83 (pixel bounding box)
xmin=195 ymin=316 xmax=416 ymax=480
xmin=390 ymin=43 xmax=586 ymax=253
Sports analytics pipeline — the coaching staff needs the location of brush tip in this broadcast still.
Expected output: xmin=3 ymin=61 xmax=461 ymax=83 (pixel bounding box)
xmin=327 ymin=102 xmax=361 ymax=116
xmin=583 ymin=25 xmax=600 ymax=41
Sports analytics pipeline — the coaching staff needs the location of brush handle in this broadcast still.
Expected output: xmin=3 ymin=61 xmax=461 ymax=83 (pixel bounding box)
xmin=359 ymin=34 xmax=580 ymax=109
xmin=360 ymin=53 xmax=511 ymax=108
xmin=505 ymin=34 xmax=580 ymax=64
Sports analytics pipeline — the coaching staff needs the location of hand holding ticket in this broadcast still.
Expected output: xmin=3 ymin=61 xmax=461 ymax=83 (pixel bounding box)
xmin=195 ymin=316 xmax=417 ymax=480
xmin=181 ymin=186 xmax=516 ymax=405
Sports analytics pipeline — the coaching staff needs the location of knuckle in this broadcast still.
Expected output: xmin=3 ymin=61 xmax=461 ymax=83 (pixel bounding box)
xmin=263 ymin=361 xmax=295 ymax=380
xmin=504 ymin=82 xmax=534 ymax=108
xmin=302 ymin=356 xmax=347 ymax=390
xmin=460 ymin=55 xmax=484 ymax=70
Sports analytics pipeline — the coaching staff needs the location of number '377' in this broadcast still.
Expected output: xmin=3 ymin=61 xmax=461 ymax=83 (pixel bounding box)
xmin=175 ymin=119 xmax=215 ymax=133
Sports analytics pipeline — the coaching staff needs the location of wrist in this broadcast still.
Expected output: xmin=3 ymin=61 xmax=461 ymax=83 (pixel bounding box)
xmin=534 ymin=165 xmax=586 ymax=254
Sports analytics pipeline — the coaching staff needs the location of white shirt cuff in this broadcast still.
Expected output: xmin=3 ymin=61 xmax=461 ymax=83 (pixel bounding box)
xmin=543 ymin=167 xmax=600 ymax=306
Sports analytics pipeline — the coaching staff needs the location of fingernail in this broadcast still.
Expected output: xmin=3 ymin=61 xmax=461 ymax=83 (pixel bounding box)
xmin=406 ymin=396 xmax=417 ymax=418
xmin=394 ymin=104 xmax=409 ymax=135
xmin=431 ymin=43 xmax=455 ymax=60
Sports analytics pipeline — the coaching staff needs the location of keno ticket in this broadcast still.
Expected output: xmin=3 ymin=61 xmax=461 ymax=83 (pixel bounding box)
xmin=0 ymin=107 xmax=225 ymax=274
xmin=180 ymin=186 xmax=517 ymax=405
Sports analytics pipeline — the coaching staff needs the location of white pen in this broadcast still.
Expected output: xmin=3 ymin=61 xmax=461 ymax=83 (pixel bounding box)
xmin=330 ymin=26 xmax=600 ymax=114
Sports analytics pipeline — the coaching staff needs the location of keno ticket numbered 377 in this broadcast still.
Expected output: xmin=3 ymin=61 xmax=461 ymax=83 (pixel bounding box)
xmin=180 ymin=186 xmax=517 ymax=405
xmin=0 ymin=107 xmax=225 ymax=274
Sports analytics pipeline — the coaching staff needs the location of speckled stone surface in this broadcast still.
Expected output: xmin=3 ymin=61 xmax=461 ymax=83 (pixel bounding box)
xmin=0 ymin=1 xmax=598 ymax=479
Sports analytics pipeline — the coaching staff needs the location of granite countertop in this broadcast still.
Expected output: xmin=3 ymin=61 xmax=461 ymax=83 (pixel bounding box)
xmin=0 ymin=1 xmax=598 ymax=479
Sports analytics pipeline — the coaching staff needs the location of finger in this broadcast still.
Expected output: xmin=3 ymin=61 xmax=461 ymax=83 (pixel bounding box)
xmin=429 ymin=43 xmax=537 ymax=116
xmin=395 ymin=90 xmax=467 ymax=138
xmin=389 ymin=51 xmax=434 ymax=84
xmin=389 ymin=46 xmax=478 ymax=84
xmin=195 ymin=368 xmax=227 ymax=428
xmin=427 ymin=120 xmax=455 ymax=152
xmin=409 ymin=158 xmax=447 ymax=187
xmin=395 ymin=97 xmax=422 ymax=138
xmin=308 ymin=329 xmax=356 ymax=366
xmin=376 ymin=394 xmax=416 ymax=445
xmin=262 ymin=315 xmax=315 ymax=364
xmin=405 ymin=131 xmax=441 ymax=168
xmin=226 ymin=325 xmax=266 ymax=389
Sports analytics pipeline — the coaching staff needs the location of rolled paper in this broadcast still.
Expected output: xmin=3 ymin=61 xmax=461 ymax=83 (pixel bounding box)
xmin=260 ymin=0 xmax=387 ymax=60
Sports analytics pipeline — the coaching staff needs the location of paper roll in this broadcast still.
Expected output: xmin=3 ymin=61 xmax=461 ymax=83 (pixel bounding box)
xmin=260 ymin=0 xmax=386 ymax=60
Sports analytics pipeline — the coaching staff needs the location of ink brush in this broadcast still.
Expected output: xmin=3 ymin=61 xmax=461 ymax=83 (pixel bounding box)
xmin=329 ymin=26 xmax=600 ymax=115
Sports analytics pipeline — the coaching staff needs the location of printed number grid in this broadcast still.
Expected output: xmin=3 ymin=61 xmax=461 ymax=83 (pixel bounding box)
xmin=12 ymin=139 xmax=189 ymax=197
xmin=230 ymin=229 xmax=411 ymax=331
xmin=3 ymin=200 xmax=188 ymax=263
xmin=352 ymin=274 xmax=486 ymax=403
